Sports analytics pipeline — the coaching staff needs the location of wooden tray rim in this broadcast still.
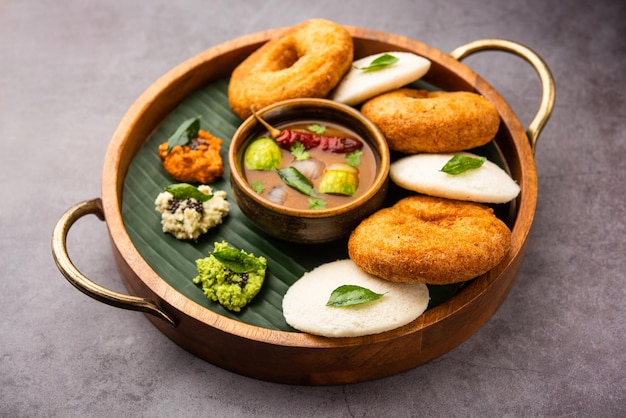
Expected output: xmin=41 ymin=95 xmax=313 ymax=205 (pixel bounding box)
xmin=101 ymin=25 xmax=537 ymax=350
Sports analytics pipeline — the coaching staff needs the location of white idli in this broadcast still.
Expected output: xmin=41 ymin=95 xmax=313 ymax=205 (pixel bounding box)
xmin=390 ymin=152 xmax=521 ymax=204
xmin=329 ymin=52 xmax=431 ymax=106
xmin=282 ymin=259 xmax=429 ymax=338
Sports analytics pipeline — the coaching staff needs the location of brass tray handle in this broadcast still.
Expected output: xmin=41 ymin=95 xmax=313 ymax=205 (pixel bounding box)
xmin=450 ymin=38 xmax=556 ymax=152
xmin=51 ymin=198 xmax=177 ymax=326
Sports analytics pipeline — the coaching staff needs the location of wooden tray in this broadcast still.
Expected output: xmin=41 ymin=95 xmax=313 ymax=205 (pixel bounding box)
xmin=52 ymin=26 xmax=554 ymax=385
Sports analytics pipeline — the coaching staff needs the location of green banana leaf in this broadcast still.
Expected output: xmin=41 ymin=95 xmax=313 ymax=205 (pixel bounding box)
xmin=122 ymin=78 xmax=505 ymax=331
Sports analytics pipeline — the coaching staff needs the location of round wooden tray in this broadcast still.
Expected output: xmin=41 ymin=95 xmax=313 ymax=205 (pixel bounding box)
xmin=52 ymin=26 xmax=554 ymax=385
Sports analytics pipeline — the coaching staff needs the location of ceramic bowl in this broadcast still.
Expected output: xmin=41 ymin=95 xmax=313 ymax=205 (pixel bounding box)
xmin=228 ymin=98 xmax=390 ymax=244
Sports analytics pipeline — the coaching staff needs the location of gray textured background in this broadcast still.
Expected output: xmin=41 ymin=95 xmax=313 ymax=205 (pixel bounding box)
xmin=2 ymin=0 xmax=625 ymax=416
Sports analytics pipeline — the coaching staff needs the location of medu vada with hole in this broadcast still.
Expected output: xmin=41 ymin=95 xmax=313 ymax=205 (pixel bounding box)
xmin=347 ymin=195 xmax=511 ymax=285
xmin=227 ymin=19 xmax=353 ymax=120
xmin=360 ymin=88 xmax=501 ymax=153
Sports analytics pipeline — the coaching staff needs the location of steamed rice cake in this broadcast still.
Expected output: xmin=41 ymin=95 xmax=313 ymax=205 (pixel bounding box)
xmin=390 ymin=152 xmax=520 ymax=204
xmin=282 ymin=259 xmax=429 ymax=337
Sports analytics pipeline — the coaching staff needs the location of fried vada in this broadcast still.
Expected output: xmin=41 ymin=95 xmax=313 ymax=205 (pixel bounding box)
xmin=361 ymin=88 xmax=500 ymax=153
xmin=228 ymin=19 xmax=353 ymax=120
xmin=348 ymin=195 xmax=511 ymax=285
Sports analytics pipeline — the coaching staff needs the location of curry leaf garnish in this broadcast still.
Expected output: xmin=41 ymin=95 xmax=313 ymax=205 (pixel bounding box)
xmin=355 ymin=54 xmax=399 ymax=72
xmin=164 ymin=183 xmax=212 ymax=202
xmin=346 ymin=150 xmax=363 ymax=167
xmin=167 ymin=116 xmax=201 ymax=153
xmin=326 ymin=285 xmax=385 ymax=307
xmin=276 ymin=167 xmax=316 ymax=196
xmin=308 ymin=123 xmax=326 ymax=134
xmin=440 ymin=154 xmax=487 ymax=175
xmin=308 ymin=197 xmax=327 ymax=210
xmin=251 ymin=180 xmax=264 ymax=193
xmin=290 ymin=142 xmax=311 ymax=161
xmin=211 ymin=247 xmax=261 ymax=273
